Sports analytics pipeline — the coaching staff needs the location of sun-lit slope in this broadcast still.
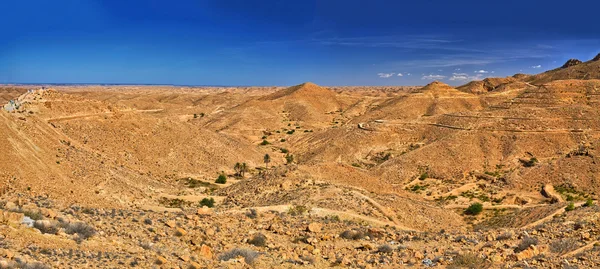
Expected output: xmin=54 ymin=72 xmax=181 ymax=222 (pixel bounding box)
xmin=373 ymin=79 xmax=600 ymax=185
xmin=457 ymin=77 xmax=518 ymax=94
xmin=0 ymin=100 xmax=166 ymax=208
xmin=36 ymin=91 xmax=265 ymax=180
xmin=0 ymin=87 xmax=28 ymax=103
xmin=204 ymin=82 xmax=347 ymax=134
xmin=525 ymin=54 xmax=600 ymax=85
xmin=355 ymin=81 xmax=484 ymax=121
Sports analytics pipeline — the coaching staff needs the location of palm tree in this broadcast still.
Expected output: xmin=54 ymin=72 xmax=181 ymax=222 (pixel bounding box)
xmin=234 ymin=162 xmax=241 ymax=177
xmin=241 ymin=163 xmax=248 ymax=177
xmin=264 ymin=154 xmax=271 ymax=169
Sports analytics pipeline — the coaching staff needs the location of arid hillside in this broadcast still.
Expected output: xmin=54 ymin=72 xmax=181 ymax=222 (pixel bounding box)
xmin=1 ymin=59 xmax=600 ymax=268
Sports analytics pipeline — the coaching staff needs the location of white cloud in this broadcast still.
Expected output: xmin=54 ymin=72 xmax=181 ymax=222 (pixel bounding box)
xmin=397 ymin=73 xmax=403 ymax=77
xmin=474 ymin=70 xmax=489 ymax=74
xmin=449 ymin=73 xmax=485 ymax=82
xmin=421 ymin=74 xmax=446 ymax=80
xmin=455 ymin=68 xmax=461 ymax=71
xmin=449 ymin=73 xmax=469 ymax=81
xmin=377 ymin=73 xmax=395 ymax=78
xmin=407 ymin=73 xmax=412 ymax=76
xmin=531 ymin=65 xmax=542 ymax=69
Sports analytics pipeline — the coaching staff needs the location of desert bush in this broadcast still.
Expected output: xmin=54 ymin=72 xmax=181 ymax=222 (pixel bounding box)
xmin=584 ymin=198 xmax=594 ymax=207
xmin=215 ymin=174 xmax=227 ymax=184
xmin=218 ymin=248 xmax=260 ymax=265
xmin=565 ymin=202 xmax=575 ymax=211
xmin=521 ymin=157 xmax=538 ymax=167
xmin=248 ymin=233 xmax=267 ymax=247
xmin=33 ymin=220 xmax=59 ymax=234
xmin=496 ymin=232 xmax=513 ymax=241
xmin=448 ymin=253 xmax=488 ymax=269
xmin=550 ymin=238 xmax=578 ymax=254
xmin=285 ymin=154 xmax=294 ymax=164
xmin=280 ymin=148 xmax=289 ymax=153
xmin=465 ymin=203 xmax=483 ymax=215
xmin=63 ymin=222 xmax=96 ymax=241
xmin=377 ymin=244 xmax=394 ymax=253
xmin=515 ymin=237 xmax=538 ymax=253
xmin=9 ymin=261 xmax=51 ymax=269
xmin=340 ymin=229 xmax=365 ymax=240
xmin=200 ymin=198 xmax=215 ymax=208
xmin=288 ymin=205 xmax=309 ymax=216
xmin=22 ymin=210 xmax=43 ymax=221
xmin=245 ymin=208 xmax=258 ymax=219
xmin=259 ymin=139 xmax=270 ymax=145
xmin=419 ymin=172 xmax=429 ymax=180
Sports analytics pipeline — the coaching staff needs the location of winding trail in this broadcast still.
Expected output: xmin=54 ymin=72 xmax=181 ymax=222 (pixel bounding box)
xmin=219 ymin=204 xmax=418 ymax=231
xmin=45 ymin=109 xmax=164 ymax=122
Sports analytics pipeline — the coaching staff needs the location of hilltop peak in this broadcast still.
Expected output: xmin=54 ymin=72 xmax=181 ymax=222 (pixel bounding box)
xmin=299 ymin=82 xmax=319 ymax=87
xmin=424 ymin=80 xmax=451 ymax=88
xmin=592 ymin=53 xmax=600 ymax=62
xmin=562 ymin=59 xmax=583 ymax=68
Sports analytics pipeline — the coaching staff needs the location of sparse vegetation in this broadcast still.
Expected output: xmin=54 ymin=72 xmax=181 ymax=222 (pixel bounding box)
xmin=218 ymin=248 xmax=260 ymax=265
xmin=340 ymin=229 xmax=365 ymax=240
xmin=496 ymin=232 xmax=512 ymax=241
xmin=585 ymin=198 xmax=594 ymax=207
xmin=245 ymin=208 xmax=258 ymax=219
xmin=248 ymin=233 xmax=267 ymax=247
xmin=64 ymin=222 xmax=97 ymax=242
xmin=418 ymin=172 xmax=429 ymax=180
xmin=215 ymin=173 xmax=227 ymax=184
xmin=22 ymin=210 xmax=43 ymax=221
xmin=521 ymin=157 xmax=538 ymax=167
xmin=377 ymin=244 xmax=394 ymax=253
xmin=515 ymin=237 xmax=538 ymax=253
xmin=565 ymin=202 xmax=575 ymax=211
xmin=260 ymin=139 xmax=270 ymax=145
xmin=288 ymin=204 xmax=309 ymax=216
xmin=264 ymin=154 xmax=271 ymax=169
xmin=285 ymin=153 xmax=294 ymax=164
xmin=464 ymin=203 xmax=483 ymax=215
xmin=200 ymin=197 xmax=215 ymax=208
xmin=550 ymin=238 xmax=578 ymax=254
xmin=448 ymin=253 xmax=487 ymax=269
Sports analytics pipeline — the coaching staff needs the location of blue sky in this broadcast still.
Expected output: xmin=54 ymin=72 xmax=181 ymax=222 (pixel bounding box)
xmin=1 ymin=0 xmax=599 ymax=86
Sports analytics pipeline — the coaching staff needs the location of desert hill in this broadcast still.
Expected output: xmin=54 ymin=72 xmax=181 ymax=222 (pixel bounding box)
xmin=355 ymin=81 xmax=484 ymax=121
xmin=525 ymin=53 xmax=600 ymax=85
xmin=457 ymin=77 xmax=518 ymax=94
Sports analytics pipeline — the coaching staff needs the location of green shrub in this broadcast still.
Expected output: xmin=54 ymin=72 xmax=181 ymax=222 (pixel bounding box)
xmin=565 ymin=202 xmax=575 ymax=211
xmin=288 ymin=205 xmax=309 ymax=216
xmin=585 ymin=198 xmax=594 ymax=207
xmin=448 ymin=253 xmax=487 ymax=269
xmin=215 ymin=174 xmax=227 ymax=184
xmin=280 ymin=148 xmax=289 ymax=153
xmin=285 ymin=154 xmax=294 ymax=164
xmin=280 ymin=138 xmax=286 ymax=142
xmin=259 ymin=139 xmax=270 ymax=145
xmin=419 ymin=172 xmax=429 ymax=180
xmin=465 ymin=203 xmax=483 ymax=215
xmin=248 ymin=233 xmax=267 ymax=247
xmin=200 ymin=197 xmax=215 ymax=208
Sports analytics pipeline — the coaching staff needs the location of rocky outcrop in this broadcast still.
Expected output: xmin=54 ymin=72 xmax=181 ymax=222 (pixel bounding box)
xmin=562 ymin=59 xmax=583 ymax=68
xmin=592 ymin=53 xmax=600 ymax=62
